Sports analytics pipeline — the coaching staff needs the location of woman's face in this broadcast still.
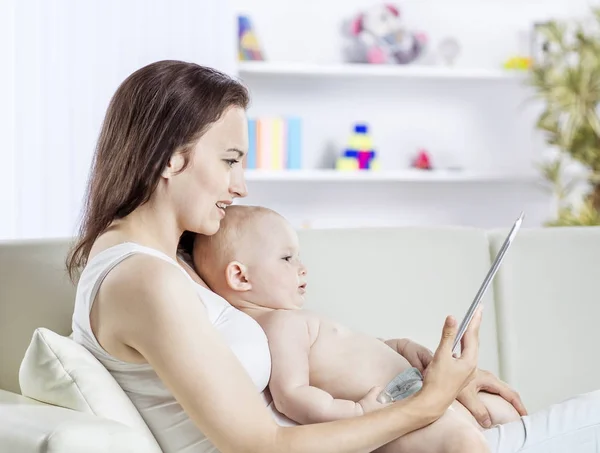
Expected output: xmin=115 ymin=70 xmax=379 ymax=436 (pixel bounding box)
xmin=170 ymin=106 xmax=249 ymax=235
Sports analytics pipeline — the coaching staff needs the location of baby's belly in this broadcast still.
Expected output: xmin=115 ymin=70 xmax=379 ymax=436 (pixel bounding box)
xmin=308 ymin=331 xmax=413 ymax=402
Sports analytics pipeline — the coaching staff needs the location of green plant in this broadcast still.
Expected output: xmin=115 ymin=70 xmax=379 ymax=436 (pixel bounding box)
xmin=529 ymin=8 xmax=600 ymax=226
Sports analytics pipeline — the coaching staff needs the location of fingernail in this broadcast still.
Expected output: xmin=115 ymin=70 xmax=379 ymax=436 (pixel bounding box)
xmin=483 ymin=418 xmax=492 ymax=428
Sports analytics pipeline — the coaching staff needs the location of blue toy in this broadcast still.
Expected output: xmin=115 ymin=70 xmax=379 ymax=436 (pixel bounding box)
xmin=336 ymin=123 xmax=380 ymax=170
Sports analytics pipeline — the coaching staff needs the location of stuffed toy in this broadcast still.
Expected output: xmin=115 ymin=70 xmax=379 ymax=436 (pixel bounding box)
xmin=342 ymin=3 xmax=428 ymax=65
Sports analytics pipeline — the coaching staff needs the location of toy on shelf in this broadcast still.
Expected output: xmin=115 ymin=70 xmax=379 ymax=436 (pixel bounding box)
xmin=342 ymin=3 xmax=428 ymax=65
xmin=411 ymin=148 xmax=433 ymax=170
xmin=336 ymin=123 xmax=380 ymax=171
xmin=503 ymin=29 xmax=533 ymax=71
xmin=503 ymin=56 xmax=531 ymax=71
xmin=438 ymin=37 xmax=461 ymax=66
xmin=238 ymin=15 xmax=265 ymax=61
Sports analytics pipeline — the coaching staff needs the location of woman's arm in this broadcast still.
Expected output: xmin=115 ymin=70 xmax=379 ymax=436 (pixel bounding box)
xmin=100 ymin=255 xmax=479 ymax=453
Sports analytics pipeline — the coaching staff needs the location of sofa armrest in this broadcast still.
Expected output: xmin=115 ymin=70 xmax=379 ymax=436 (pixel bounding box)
xmin=0 ymin=389 xmax=162 ymax=453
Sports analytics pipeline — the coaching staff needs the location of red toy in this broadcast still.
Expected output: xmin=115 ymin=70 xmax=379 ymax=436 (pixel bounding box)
xmin=412 ymin=149 xmax=432 ymax=170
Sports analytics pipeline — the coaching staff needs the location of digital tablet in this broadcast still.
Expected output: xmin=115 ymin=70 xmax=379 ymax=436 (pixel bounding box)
xmin=452 ymin=212 xmax=524 ymax=353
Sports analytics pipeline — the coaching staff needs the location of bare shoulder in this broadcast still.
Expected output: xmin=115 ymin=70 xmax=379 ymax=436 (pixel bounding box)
xmin=259 ymin=309 xmax=320 ymax=346
xmin=96 ymin=253 xmax=203 ymax=355
xmin=259 ymin=309 xmax=306 ymax=330
xmin=101 ymin=253 xmax=196 ymax=312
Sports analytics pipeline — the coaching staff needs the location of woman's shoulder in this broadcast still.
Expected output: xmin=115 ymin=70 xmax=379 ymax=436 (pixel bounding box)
xmin=100 ymin=250 xmax=196 ymax=310
xmin=93 ymin=248 xmax=207 ymax=358
xmin=86 ymin=231 xmax=194 ymax=291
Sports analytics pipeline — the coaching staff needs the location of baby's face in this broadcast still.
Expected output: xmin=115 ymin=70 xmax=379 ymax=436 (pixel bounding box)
xmin=246 ymin=215 xmax=307 ymax=310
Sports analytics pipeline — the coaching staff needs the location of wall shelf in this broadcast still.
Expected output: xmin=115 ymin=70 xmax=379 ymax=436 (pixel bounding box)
xmin=237 ymin=61 xmax=528 ymax=82
xmin=244 ymin=169 xmax=540 ymax=183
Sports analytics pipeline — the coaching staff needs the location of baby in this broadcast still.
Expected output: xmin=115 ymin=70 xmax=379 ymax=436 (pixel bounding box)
xmin=193 ymin=205 xmax=521 ymax=453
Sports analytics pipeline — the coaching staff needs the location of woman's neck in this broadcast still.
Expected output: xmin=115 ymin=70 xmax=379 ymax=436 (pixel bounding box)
xmin=108 ymin=199 xmax=182 ymax=260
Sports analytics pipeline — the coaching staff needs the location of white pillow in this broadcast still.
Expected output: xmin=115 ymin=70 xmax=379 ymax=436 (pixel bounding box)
xmin=19 ymin=327 xmax=161 ymax=451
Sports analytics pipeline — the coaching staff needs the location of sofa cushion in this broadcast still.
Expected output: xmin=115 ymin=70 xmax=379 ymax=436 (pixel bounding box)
xmin=0 ymin=238 xmax=75 ymax=394
xmin=0 ymin=389 xmax=161 ymax=453
xmin=18 ymin=328 xmax=160 ymax=449
xmin=297 ymin=226 xmax=501 ymax=376
xmin=489 ymin=226 xmax=600 ymax=413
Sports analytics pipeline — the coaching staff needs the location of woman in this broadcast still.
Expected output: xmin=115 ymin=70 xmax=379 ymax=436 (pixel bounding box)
xmin=66 ymin=60 xmax=600 ymax=453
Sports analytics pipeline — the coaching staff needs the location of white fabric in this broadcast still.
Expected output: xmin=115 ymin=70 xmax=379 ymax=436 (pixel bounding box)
xmin=0 ymin=389 xmax=160 ymax=453
xmin=483 ymin=390 xmax=600 ymax=453
xmin=18 ymin=327 xmax=160 ymax=449
xmin=71 ymin=242 xmax=273 ymax=453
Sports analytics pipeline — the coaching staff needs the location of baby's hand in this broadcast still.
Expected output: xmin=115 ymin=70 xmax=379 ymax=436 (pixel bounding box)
xmin=402 ymin=340 xmax=434 ymax=373
xmin=358 ymin=386 xmax=388 ymax=414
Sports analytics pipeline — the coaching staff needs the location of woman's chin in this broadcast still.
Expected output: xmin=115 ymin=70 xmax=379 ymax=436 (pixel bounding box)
xmin=193 ymin=218 xmax=222 ymax=236
xmin=204 ymin=220 xmax=222 ymax=236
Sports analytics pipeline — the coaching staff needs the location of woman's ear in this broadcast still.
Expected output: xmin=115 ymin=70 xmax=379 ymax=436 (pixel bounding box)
xmin=225 ymin=261 xmax=252 ymax=292
xmin=162 ymin=151 xmax=186 ymax=179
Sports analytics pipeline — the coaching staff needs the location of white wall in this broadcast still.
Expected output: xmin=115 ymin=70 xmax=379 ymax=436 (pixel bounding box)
xmin=2 ymin=0 xmax=236 ymax=240
xmin=3 ymin=0 xmax=598 ymax=238
xmin=0 ymin=0 xmax=16 ymax=239
xmin=233 ymin=0 xmax=594 ymax=66
xmin=231 ymin=0 xmax=598 ymax=229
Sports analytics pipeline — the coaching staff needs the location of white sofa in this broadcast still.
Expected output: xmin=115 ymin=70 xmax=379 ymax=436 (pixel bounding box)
xmin=1 ymin=226 xmax=599 ymax=452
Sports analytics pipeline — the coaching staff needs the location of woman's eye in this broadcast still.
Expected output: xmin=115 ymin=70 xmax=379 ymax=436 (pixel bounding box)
xmin=225 ymin=159 xmax=239 ymax=167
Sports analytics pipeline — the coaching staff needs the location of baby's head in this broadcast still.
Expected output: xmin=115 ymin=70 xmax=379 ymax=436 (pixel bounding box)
xmin=193 ymin=205 xmax=307 ymax=311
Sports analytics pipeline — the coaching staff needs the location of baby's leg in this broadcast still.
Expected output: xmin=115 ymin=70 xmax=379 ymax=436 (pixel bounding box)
xmin=449 ymin=393 xmax=522 ymax=430
xmin=376 ymin=407 xmax=490 ymax=453
xmin=477 ymin=391 xmax=522 ymax=426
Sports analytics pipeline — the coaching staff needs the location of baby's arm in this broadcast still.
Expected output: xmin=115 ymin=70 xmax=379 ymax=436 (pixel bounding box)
xmin=382 ymin=338 xmax=410 ymax=355
xmin=263 ymin=311 xmax=363 ymax=424
xmin=382 ymin=338 xmax=433 ymax=373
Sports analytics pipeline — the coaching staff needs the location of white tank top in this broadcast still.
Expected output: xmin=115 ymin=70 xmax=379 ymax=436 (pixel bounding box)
xmin=71 ymin=242 xmax=274 ymax=453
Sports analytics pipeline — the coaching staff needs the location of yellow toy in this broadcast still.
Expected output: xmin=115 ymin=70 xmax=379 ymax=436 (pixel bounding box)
xmin=503 ymin=56 xmax=531 ymax=71
xmin=336 ymin=123 xmax=380 ymax=171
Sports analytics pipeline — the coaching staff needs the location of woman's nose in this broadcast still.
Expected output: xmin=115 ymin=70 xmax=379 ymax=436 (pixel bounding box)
xmin=230 ymin=169 xmax=248 ymax=198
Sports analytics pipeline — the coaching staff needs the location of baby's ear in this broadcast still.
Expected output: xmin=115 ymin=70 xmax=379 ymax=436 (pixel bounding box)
xmin=225 ymin=261 xmax=252 ymax=292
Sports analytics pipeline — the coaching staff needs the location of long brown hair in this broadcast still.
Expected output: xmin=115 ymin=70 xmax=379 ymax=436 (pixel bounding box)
xmin=66 ymin=60 xmax=249 ymax=281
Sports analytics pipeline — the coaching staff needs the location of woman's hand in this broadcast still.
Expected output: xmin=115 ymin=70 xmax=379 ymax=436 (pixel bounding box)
xmin=419 ymin=306 xmax=483 ymax=413
xmin=456 ymin=369 xmax=528 ymax=428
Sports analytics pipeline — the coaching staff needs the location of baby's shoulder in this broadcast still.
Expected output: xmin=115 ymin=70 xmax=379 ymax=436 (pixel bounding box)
xmin=259 ymin=310 xmax=317 ymax=331
xmin=260 ymin=309 xmax=321 ymax=343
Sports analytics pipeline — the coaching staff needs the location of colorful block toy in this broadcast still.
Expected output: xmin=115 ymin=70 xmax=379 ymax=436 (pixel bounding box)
xmin=336 ymin=123 xmax=380 ymax=171
xmin=238 ymin=15 xmax=265 ymax=61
